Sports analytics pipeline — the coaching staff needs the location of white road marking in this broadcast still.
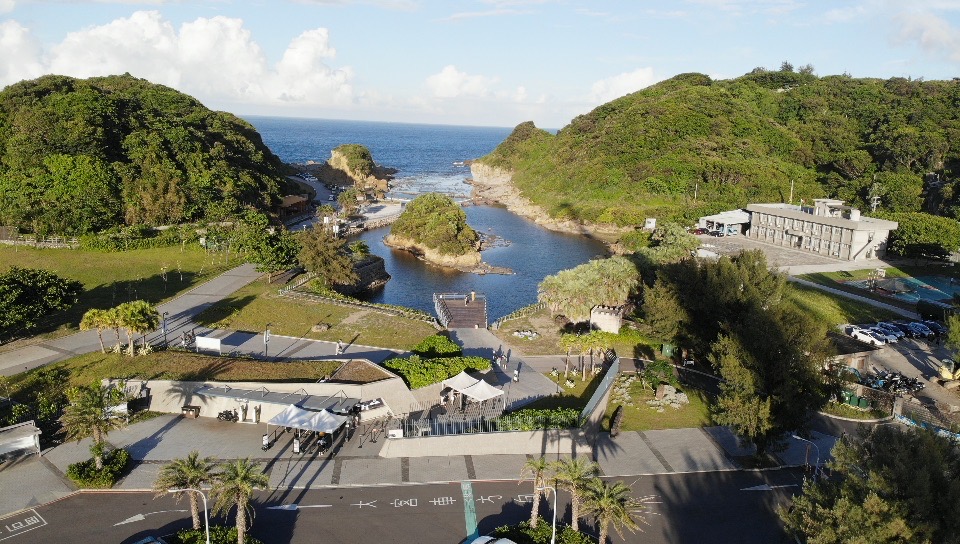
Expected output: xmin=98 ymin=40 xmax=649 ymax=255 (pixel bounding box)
xmin=113 ymin=510 xmax=188 ymax=526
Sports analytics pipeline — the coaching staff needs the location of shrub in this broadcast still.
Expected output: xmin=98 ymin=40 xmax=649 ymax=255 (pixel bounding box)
xmin=174 ymin=525 xmax=265 ymax=544
xmin=493 ymin=518 xmax=593 ymax=544
xmin=410 ymin=334 xmax=462 ymax=358
xmin=493 ymin=408 xmax=580 ymax=431
xmin=610 ymin=405 xmax=625 ymax=437
xmin=65 ymin=447 xmax=131 ymax=488
xmin=383 ymin=355 xmax=490 ymax=389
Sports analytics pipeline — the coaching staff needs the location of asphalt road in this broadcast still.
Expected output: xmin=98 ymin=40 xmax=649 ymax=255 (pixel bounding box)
xmin=3 ymin=469 xmax=804 ymax=544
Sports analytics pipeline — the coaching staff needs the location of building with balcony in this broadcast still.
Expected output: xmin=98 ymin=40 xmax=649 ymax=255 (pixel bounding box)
xmin=745 ymin=199 xmax=898 ymax=261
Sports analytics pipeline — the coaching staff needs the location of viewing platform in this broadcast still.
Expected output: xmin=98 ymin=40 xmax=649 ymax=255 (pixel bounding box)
xmin=434 ymin=292 xmax=488 ymax=329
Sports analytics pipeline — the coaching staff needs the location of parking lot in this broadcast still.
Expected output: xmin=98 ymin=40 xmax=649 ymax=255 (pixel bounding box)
xmin=696 ymin=232 xmax=844 ymax=269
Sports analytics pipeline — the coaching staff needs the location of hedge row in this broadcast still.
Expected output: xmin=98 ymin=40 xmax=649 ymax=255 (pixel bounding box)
xmin=384 ymin=355 xmax=490 ymax=389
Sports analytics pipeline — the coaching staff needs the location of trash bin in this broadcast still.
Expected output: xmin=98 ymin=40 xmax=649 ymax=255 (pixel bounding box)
xmin=847 ymin=395 xmax=859 ymax=407
xmin=858 ymin=397 xmax=870 ymax=409
xmin=181 ymin=405 xmax=200 ymax=419
xmin=841 ymin=390 xmax=854 ymax=404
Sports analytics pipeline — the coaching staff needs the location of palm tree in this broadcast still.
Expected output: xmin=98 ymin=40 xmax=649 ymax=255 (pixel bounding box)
xmin=80 ymin=308 xmax=110 ymax=353
xmin=106 ymin=306 xmax=123 ymax=351
xmin=58 ymin=383 xmax=126 ymax=470
xmin=211 ymin=458 xmax=269 ymax=544
xmin=583 ymin=478 xmax=653 ymax=544
xmin=117 ymin=300 xmax=160 ymax=356
xmin=154 ymin=451 xmax=219 ymax=530
xmin=552 ymin=457 xmax=599 ymax=532
xmin=519 ymin=456 xmax=551 ymax=528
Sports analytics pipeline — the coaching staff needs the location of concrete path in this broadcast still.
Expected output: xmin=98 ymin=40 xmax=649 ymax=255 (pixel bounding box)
xmin=0 ymin=264 xmax=265 ymax=376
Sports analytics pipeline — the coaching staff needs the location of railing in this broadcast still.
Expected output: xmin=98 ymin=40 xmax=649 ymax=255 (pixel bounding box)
xmin=0 ymin=235 xmax=78 ymax=248
xmin=391 ymin=410 xmax=577 ymax=437
xmin=433 ymin=294 xmax=452 ymax=328
xmin=491 ymin=302 xmax=545 ymax=330
xmin=281 ymin=289 xmax=440 ymax=327
xmin=579 ymin=357 xmax=620 ymax=426
xmin=279 ymin=272 xmax=315 ymax=294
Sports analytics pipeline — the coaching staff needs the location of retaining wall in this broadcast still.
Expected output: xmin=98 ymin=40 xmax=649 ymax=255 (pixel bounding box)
xmin=378 ymin=428 xmax=591 ymax=458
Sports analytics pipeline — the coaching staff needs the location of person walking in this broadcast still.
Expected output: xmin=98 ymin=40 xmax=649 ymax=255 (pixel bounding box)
xmin=336 ymin=340 xmax=344 ymax=355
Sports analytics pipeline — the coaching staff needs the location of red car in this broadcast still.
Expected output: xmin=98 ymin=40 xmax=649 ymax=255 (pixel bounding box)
xmin=693 ymin=227 xmax=709 ymax=235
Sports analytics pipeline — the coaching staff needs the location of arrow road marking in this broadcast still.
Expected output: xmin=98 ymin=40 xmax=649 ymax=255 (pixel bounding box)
xmin=113 ymin=510 xmax=188 ymax=526
xmin=351 ymin=500 xmax=377 ymax=509
xmin=266 ymin=504 xmax=333 ymax=511
xmin=741 ymin=484 xmax=799 ymax=492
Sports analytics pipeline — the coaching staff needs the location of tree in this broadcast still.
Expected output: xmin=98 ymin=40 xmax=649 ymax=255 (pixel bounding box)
xmin=389 ymin=192 xmax=478 ymax=256
xmin=0 ymin=266 xmax=82 ymax=337
xmin=552 ymin=457 xmax=599 ymax=532
xmin=946 ymin=313 xmax=960 ymax=352
xmin=349 ymin=240 xmax=370 ymax=256
xmin=211 ymin=458 xmax=269 ymax=544
xmin=154 ymin=451 xmax=219 ymax=531
xmin=296 ymin=224 xmax=358 ymax=289
xmin=538 ymin=256 xmax=641 ymax=322
xmin=115 ymin=300 xmax=160 ymax=356
xmin=337 ymin=187 xmax=361 ymax=216
xmin=519 ymin=457 xmax=552 ymax=528
xmin=315 ymin=204 xmax=336 ymax=221
xmin=80 ymin=308 xmax=110 ymax=353
xmin=780 ymin=426 xmax=960 ymax=544
xmin=582 ymin=478 xmax=652 ymax=544
xmin=880 ymin=212 xmax=960 ymax=259
xmin=233 ymin=210 xmax=300 ymax=277
xmin=641 ymin=279 xmax=687 ymax=342
xmin=58 ymin=383 xmax=127 ymax=470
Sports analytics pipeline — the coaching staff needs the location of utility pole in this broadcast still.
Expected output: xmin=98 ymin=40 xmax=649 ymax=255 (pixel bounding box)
xmin=789 ymin=179 xmax=794 ymax=205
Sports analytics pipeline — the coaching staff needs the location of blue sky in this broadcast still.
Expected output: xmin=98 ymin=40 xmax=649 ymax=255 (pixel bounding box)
xmin=2 ymin=0 xmax=960 ymax=128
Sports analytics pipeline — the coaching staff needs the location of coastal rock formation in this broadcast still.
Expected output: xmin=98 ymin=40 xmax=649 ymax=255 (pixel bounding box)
xmin=469 ymin=163 xmax=627 ymax=241
xmin=383 ymin=233 xmax=482 ymax=269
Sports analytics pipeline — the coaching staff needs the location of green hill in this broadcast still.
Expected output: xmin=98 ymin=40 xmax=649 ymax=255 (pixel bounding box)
xmin=0 ymin=74 xmax=290 ymax=235
xmin=479 ymin=69 xmax=960 ymax=227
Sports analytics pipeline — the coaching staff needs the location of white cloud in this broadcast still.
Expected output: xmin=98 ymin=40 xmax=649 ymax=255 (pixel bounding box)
xmin=425 ymin=65 xmax=497 ymax=98
xmin=896 ymin=10 xmax=960 ymax=61
xmin=0 ymin=0 xmax=15 ymax=14
xmin=588 ymin=67 xmax=660 ymax=103
xmin=2 ymin=11 xmax=355 ymax=108
xmin=0 ymin=20 xmax=44 ymax=83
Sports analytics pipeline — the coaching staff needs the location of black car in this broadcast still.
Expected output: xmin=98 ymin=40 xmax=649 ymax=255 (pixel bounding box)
xmin=883 ymin=321 xmax=916 ymax=338
xmin=922 ymin=320 xmax=948 ymax=335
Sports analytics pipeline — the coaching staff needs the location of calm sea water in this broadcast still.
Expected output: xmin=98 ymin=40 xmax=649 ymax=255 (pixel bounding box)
xmin=244 ymin=116 xmax=607 ymax=319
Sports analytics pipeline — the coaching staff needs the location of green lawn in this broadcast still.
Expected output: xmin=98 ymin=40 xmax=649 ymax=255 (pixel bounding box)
xmin=6 ymin=350 xmax=341 ymax=398
xmin=785 ymin=282 xmax=899 ymax=326
xmin=0 ymin=245 xmax=233 ymax=347
xmin=519 ymin=369 xmax=605 ymax=411
xmin=601 ymin=375 xmax=713 ymax=431
xmin=194 ymin=280 xmax=438 ymax=351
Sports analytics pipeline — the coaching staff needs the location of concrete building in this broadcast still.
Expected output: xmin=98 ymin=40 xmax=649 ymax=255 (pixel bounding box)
xmin=745 ymin=199 xmax=898 ymax=261
xmin=697 ymin=209 xmax=751 ymax=236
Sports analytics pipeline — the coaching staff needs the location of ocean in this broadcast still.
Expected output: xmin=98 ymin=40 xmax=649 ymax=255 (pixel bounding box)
xmin=243 ymin=116 xmax=606 ymax=319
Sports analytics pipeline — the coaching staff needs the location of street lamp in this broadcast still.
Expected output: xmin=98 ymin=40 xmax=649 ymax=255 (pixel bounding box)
xmin=162 ymin=312 xmax=169 ymax=348
xmin=168 ymin=488 xmax=210 ymax=544
xmin=792 ymin=434 xmax=821 ymax=482
xmin=537 ymin=485 xmax=557 ymax=544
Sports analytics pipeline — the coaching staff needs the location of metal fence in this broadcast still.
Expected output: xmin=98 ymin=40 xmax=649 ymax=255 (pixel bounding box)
xmin=579 ymin=357 xmax=620 ymax=426
xmin=391 ymin=411 xmax=579 ymax=438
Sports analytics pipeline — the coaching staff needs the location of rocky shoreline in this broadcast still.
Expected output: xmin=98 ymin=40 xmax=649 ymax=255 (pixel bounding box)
xmin=468 ymin=163 xmax=628 ymax=245
xmin=383 ymin=233 xmax=513 ymax=275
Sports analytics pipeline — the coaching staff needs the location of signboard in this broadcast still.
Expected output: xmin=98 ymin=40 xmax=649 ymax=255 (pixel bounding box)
xmin=194 ymin=336 xmax=222 ymax=356
xmin=644 ymin=218 xmax=657 ymax=230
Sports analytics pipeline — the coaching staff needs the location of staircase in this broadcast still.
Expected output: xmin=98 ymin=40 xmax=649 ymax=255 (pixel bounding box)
xmin=434 ymin=293 xmax=488 ymax=329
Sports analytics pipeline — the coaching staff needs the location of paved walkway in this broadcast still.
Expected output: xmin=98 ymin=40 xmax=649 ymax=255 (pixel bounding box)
xmin=0 ymin=264 xmax=265 ymax=376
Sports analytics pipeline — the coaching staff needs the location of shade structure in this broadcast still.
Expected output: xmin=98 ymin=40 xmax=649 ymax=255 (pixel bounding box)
xmin=268 ymin=405 xmax=349 ymax=434
xmin=459 ymin=379 xmax=504 ymax=403
xmin=442 ymin=371 xmax=481 ymax=392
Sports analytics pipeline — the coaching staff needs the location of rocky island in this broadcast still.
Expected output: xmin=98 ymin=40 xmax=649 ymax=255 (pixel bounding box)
xmin=384 ymin=193 xmax=511 ymax=274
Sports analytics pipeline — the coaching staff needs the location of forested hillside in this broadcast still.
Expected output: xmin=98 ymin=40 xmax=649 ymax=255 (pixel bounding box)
xmin=480 ymin=69 xmax=960 ymax=227
xmin=0 ymin=74 xmax=290 ymax=235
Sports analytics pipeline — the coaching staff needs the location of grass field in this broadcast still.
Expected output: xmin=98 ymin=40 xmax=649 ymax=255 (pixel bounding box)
xmin=194 ymin=280 xmax=438 ymax=351
xmin=785 ymin=282 xmax=899 ymax=326
xmin=602 ymin=376 xmax=713 ymax=432
xmin=0 ymin=245 xmax=233 ymax=346
xmin=6 ymin=349 xmax=342 ymax=397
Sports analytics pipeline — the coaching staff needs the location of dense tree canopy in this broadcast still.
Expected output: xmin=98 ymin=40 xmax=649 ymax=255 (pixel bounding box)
xmin=389 ymin=193 xmax=478 ymax=256
xmin=0 ymin=266 xmax=82 ymax=338
xmin=480 ymin=70 xmax=960 ymax=226
xmin=781 ymin=426 xmax=960 ymax=544
xmin=0 ymin=74 xmax=289 ymax=234
xmin=877 ymin=211 xmax=960 ymax=258
xmin=538 ymin=256 xmax=641 ymax=322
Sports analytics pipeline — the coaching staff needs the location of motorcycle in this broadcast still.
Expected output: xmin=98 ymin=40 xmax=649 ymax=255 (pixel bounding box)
xmin=217 ymin=409 xmax=239 ymax=422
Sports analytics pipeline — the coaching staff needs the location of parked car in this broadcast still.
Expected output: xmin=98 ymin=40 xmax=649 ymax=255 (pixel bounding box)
xmin=923 ymin=320 xmax=948 ymax=335
xmin=875 ymin=322 xmax=905 ymax=339
xmin=694 ymin=227 xmax=709 ymax=235
xmin=894 ymin=320 xmax=930 ymax=338
xmin=884 ymin=322 xmax=917 ymax=338
xmin=909 ymin=321 xmax=935 ymax=337
xmin=709 ymin=230 xmax=724 ymax=237
xmin=867 ymin=327 xmax=898 ymax=343
xmin=845 ymin=325 xmax=884 ymax=346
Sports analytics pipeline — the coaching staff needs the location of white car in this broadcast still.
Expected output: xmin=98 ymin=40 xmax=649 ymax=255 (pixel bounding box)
xmin=867 ymin=327 xmax=898 ymax=343
xmin=847 ymin=327 xmax=883 ymax=346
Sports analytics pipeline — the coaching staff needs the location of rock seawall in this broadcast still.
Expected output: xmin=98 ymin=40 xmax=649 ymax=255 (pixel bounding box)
xmin=469 ymin=162 xmax=628 ymax=242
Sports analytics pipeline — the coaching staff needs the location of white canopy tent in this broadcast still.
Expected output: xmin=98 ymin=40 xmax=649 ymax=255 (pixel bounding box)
xmin=459 ymin=379 xmax=504 ymax=403
xmin=268 ymin=405 xmax=349 ymax=434
xmin=442 ymin=371 xmax=481 ymax=392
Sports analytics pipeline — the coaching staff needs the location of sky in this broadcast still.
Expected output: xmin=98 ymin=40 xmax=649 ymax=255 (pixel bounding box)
xmin=1 ymin=1 xmax=960 ymax=129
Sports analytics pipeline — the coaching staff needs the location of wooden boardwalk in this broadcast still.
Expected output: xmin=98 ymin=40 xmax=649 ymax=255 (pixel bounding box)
xmin=434 ymin=293 xmax=487 ymax=329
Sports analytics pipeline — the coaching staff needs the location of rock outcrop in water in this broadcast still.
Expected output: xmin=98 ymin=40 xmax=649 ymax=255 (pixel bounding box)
xmin=334 ymin=254 xmax=392 ymax=295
